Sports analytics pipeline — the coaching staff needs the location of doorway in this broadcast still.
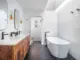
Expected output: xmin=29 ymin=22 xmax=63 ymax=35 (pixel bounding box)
xmin=31 ymin=16 xmax=42 ymax=42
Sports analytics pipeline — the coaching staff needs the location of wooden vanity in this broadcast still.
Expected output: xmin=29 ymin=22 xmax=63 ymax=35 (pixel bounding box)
xmin=0 ymin=35 xmax=30 ymax=60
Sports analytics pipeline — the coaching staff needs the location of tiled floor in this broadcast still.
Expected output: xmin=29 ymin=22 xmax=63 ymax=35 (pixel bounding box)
xmin=24 ymin=41 xmax=76 ymax=60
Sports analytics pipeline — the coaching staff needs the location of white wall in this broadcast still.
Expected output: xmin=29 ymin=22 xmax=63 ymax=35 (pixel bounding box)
xmin=0 ymin=1 xmax=7 ymax=30
xmin=41 ymin=11 xmax=57 ymax=45
xmin=0 ymin=0 xmax=23 ymax=39
xmin=0 ymin=0 xmax=30 ymax=39
xmin=56 ymin=0 xmax=80 ymax=60
xmin=4 ymin=0 xmax=25 ymax=32
xmin=22 ymin=16 xmax=31 ymax=34
xmin=5 ymin=0 xmax=31 ymax=35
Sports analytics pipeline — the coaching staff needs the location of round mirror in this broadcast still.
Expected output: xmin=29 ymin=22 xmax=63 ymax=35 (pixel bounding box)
xmin=0 ymin=0 xmax=8 ymax=31
xmin=14 ymin=9 xmax=20 ymax=30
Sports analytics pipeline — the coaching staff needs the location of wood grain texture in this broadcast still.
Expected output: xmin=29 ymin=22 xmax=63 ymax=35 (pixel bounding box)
xmin=0 ymin=46 xmax=12 ymax=60
xmin=0 ymin=35 xmax=30 ymax=60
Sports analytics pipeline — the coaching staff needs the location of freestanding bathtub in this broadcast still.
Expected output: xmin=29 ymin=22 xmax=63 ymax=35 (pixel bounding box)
xmin=47 ymin=37 xmax=70 ymax=58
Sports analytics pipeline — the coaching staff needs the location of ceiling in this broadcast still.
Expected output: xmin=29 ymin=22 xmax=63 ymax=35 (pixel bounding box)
xmin=16 ymin=0 xmax=66 ymax=16
xmin=16 ymin=0 xmax=48 ymax=16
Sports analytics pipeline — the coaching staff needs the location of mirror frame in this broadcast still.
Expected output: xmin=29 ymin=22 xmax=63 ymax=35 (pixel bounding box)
xmin=14 ymin=9 xmax=20 ymax=30
xmin=0 ymin=0 xmax=8 ymax=31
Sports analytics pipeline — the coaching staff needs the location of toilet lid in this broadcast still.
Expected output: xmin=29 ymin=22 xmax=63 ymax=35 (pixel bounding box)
xmin=47 ymin=37 xmax=70 ymax=45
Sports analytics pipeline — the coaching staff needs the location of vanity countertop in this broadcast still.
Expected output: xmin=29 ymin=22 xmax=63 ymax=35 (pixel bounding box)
xmin=0 ymin=33 xmax=29 ymax=45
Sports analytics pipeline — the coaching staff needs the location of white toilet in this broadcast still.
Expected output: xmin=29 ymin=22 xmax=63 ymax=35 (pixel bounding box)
xmin=47 ymin=37 xmax=70 ymax=58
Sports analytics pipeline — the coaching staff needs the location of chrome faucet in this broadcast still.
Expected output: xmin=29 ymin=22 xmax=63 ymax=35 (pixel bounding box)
xmin=10 ymin=31 xmax=21 ymax=37
xmin=1 ymin=32 xmax=8 ymax=40
xmin=45 ymin=31 xmax=50 ymax=39
xmin=10 ymin=32 xmax=17 ymax=37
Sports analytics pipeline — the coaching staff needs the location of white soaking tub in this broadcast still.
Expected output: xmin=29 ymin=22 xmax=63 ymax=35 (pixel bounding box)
xmin=47 ymin=37 xmax=70 ymax=58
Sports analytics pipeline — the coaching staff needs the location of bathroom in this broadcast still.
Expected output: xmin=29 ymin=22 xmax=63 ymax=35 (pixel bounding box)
xmin=0 ymin=0 xmax=80 ymax=60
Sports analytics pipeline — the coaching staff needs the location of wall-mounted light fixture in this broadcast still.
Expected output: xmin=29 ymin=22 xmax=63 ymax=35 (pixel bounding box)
xmin=10 ymin=11 xmax=13 ymax=20
xmin=20 ymin=20 xmax=22 ymax=24
xmin=76 ymin=8 xmax=80 ymax=11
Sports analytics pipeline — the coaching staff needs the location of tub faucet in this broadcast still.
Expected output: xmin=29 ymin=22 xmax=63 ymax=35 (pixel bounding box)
xmin=45 ymin=31 xmax=50 ymax=39
xmin=1 ymin=32 xmax=8 ymax=40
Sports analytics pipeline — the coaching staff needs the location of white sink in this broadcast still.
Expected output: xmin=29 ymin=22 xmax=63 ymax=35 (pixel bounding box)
xmin=0 ymin=34 xmax=29 ymax=45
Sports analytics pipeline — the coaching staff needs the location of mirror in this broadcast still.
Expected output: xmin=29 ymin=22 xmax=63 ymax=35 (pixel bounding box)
xmin=14 ymin=9 xmax=20 ymax=30
xmin=0 ymin=0 xmax=8 ymax=31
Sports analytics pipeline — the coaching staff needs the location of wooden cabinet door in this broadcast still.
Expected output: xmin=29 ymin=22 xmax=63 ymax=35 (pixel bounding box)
xmin=0 ymin=46 xmax=12 ymax=60
xmin=14 ymin=45 xmax=24 ymax=60
xmin=26 ymin=36 xmax=30 ymax=51
xmin=20 ymin=45 xmax=24 ymax=60
xmin=24 ymin=36 xmax=30 ymax=57
xmin=24 ymin=38 xmax=27 ymax=57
